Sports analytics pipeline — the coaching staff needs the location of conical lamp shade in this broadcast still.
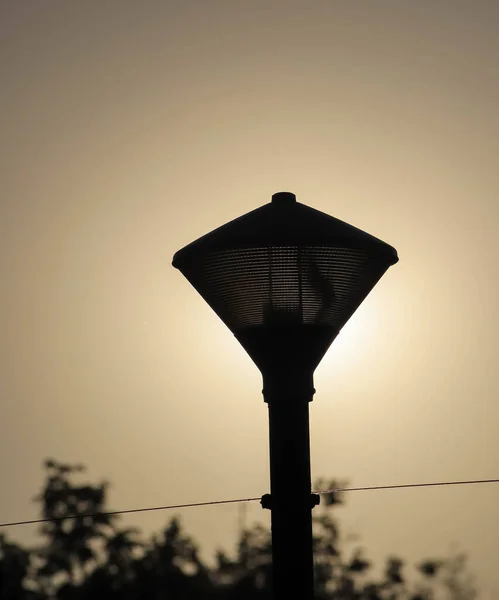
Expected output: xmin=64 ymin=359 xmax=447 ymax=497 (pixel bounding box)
xmin=173 ymin=192 xmax=398 ymax=377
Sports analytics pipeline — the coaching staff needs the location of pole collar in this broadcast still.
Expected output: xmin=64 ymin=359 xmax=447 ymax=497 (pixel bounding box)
xmin=260 ymin=494 xmax=321 ymax=510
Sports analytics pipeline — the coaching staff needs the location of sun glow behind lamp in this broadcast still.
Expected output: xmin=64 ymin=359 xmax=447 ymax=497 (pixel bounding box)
xmin=172 ymin=192 xmax=398 ymax=600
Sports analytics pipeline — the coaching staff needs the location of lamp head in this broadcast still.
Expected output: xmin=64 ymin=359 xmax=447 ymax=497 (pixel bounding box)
xmin=173 ymin=192 xmax=398 ymax=387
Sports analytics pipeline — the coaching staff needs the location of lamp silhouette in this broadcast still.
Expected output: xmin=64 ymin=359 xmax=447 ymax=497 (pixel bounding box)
xmin=173 ymin=192 xmax=398 ymax=600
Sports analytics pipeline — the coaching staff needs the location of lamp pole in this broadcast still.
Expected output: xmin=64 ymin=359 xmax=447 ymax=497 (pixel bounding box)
xmin=262 ymin=368 xmax=317 ymax=599
xmin=172 ymin=191 xmax=398 ymax=600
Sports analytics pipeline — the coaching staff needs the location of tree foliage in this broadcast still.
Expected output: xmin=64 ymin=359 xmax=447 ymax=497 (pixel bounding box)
xmin=0 ymin=461 xmax=478 ymax=599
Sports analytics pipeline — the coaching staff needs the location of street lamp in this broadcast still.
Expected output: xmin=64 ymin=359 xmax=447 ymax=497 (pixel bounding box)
xmin=172 ymin=192 xmax=398 ymax=600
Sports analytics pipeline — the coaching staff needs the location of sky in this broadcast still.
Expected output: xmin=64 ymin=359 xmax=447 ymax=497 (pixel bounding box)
xmin=1 ymin=0 xmax=498 ymax=595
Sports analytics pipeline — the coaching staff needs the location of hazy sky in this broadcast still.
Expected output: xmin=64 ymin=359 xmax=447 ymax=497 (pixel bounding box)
xmin=1 ymin=0 xmax=498 ymax=595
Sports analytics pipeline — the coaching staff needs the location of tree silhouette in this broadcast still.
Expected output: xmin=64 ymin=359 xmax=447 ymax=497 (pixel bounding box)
xmin=0 ymin=461 xmax=478 ymax=599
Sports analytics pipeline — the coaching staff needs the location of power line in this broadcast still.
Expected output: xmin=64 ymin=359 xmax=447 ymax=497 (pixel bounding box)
xmin=315 ymin=478 xmax=499 ymax=495
xmin=0 ymin=496 xmax=260 ymax=529
xmin=1 ymin=478 xmax=497 ymax=530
